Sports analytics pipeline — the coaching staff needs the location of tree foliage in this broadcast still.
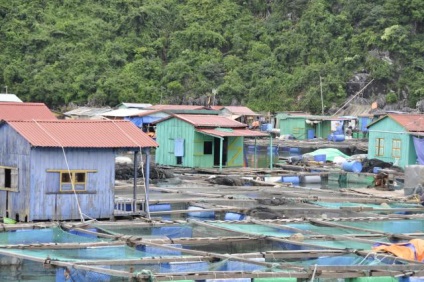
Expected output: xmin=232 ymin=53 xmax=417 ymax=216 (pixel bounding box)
xmin=0 ymin=0 xmax=423 ymax=112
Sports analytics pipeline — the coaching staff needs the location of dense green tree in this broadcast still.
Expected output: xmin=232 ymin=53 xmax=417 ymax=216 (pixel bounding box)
xmin=0 ymin=0 xmax=423 ymax=111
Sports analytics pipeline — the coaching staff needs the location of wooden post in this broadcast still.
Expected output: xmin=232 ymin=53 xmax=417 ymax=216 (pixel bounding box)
xmin=254 ymin=138 xmax=257 ymax=168
xmin=219 ymin=137 xmax=223 ymax=172
xmin=143 ymin=147 xmax=151 ymax=219
xmin=133 ymin=150 xmax=138 ymax=213
xmin=269 ymin=134 xmax=273 ymax=170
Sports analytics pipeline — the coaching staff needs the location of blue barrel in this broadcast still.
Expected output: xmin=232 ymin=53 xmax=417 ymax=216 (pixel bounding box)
xmin=313 ymin=154 xmax=326 ymax=162
xmin=224 ymin=212 xmax=245 ymax=221
xmin=342 ymin=161 xmax=363 ymax=173
xmin=266 ymin=123 xmax=273 ymax=131
xmin=149 ymin=204 xmax=171 ymax=212
xmin=281 ymin=176 xmax=300 ymax=184
xmin=289 ymin=147 xmax=300 ymax=154
xmin=307 ymin=129 xmax=315 ymax=139
xmin=187 ymin=206 xmax=215 ymax=218
xmin=332 ymin=134 xmax=345 ymax=142
xmin=373 ymin=167 xmax=382 ymax=174
xmin=260 ymin=124 xmax=267 ymax=131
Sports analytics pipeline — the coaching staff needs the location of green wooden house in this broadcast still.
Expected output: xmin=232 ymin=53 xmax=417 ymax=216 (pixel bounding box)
xmin=367 ymin=114 xmax=424 ymax=168
xmin=154 ymin=114 xmax=268 ymax=169
xmin=276 ymin=113 xmax=349 ymax=140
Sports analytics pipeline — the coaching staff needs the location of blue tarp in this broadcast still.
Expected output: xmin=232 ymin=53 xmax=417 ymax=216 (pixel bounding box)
xmin=127 ymin=116 xmax=162 ymax=127
xmin=413 ymin=137 xmax=424 ymax=165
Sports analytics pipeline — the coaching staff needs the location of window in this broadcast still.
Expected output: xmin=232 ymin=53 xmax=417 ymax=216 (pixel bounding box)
xmin=60 ymin=171 xmax=87 ymax=191
xmin=375 ymin=138 xmax=384 ymax=156
xmin=392 ymin=139 xmax=401 ymax=158
xmin=0 ymin=166 xmax=18 ymax=191
xmin=204 ymin=141 xmax=213 ymax=154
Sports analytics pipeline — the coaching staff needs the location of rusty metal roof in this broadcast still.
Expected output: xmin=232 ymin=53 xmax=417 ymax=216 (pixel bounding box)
xmin=174 ymin=114 xmax=247 ymax=128
xmin=222 ymin=106 xmax=258 ymax=116
xmin=0 ymin=102 xmax=57 ymax=120
xmin=5 ymin=120 xmax=158 ymax=148
xmin=389 ymin=114 xmax=424 ymax=132
xmin=148 ymin=105 xmax=206 ymax=111
xmin=197 ymin=128 xmax=269 ymax=138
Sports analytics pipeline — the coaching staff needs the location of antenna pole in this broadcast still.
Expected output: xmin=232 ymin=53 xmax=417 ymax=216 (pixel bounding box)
xmin=320 ymin=76 xmax=324 ymax=115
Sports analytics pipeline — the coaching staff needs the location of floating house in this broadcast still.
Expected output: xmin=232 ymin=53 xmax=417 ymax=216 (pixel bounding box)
xmin=0 ymin=120 xmax=158 ymax=221
xmin=148 ymin=104 xmax=206 ymax=111
xmin=154 ymin=114 xmax=268 ymax=169
xmin=0 ymin=102 xmax=56 ymax=120
xmin=0 ymin=93 xmax=23 ymax=103
xmin=276 ymin=113 xmax=353 ymax=140
xmin=116 ymin=102 xmax=153 ymax=110
xmin=219 ymin=106 xmax=260 ymax=126
xmin=101 ymin=108 xmax=168 ymax=137
xmin=367 ymin=114 xmax=424 ymax=168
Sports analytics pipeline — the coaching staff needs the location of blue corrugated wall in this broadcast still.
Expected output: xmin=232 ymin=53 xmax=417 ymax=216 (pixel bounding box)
xmin=0 ymin=124 xmax=116 ymax=221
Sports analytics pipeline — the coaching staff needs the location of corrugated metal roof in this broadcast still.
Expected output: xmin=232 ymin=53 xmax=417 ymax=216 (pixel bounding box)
xmin=101 ymin=108 xmax=146 ymax=118
xmin=174 ymin=114 xmax=247 ymax=128
xmin=389 ymin=114 xmax=424 ymax=132
xmin=63 ymin=107 xmax=112 ymax=117
xmin=0 ymin=94 xmax=23 ymax=103
xmin=197 ymin=128 xmax=269 ymax=137
xmin=222 ymin=106 xmax=258 ymax=116
xmin=148 ymin=104 xmax=206 ymax=111
xmin=0 ymin=102 xmax=56 ymax=120
xmin=5 ymin=120 xmax=158 ymax=148
xmin=120 ymin=102 xmax=152 ymax=109
xmin=210 ymin=105 xmax=224 ymax=110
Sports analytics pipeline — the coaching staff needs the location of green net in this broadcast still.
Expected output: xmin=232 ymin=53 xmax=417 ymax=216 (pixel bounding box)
xmin=0 ymin=227 xmax=104 ymax=245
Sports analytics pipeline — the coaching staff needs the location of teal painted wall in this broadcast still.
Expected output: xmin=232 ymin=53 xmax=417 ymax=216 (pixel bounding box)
xmin=368 ymin=117 xmax=416 ymax=167
xmin=279 ymin=117 xmax=307 ymax=139
xmin=193 ymin=131 xmax=214 ymax=167
xmin=278 ymin=116 xmax=331 ymax=140
xmin=155 ymin=118 xmax=245 ymax=168
xmin=155 ymin=118 xmax=195 ymax=167
xmin=227 ymin=136 xmax=244 ymax=167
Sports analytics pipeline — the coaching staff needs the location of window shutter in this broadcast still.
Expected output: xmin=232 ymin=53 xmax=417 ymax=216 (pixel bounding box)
xmin=0 ymin=169 xmax=4 ymax=187
xmin=11 ymin=169 xmax=18 ymax=189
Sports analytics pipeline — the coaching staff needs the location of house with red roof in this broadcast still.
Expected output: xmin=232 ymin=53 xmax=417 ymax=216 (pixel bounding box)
xmin=154 ymin=114 xmax=267 ymax=169
xmin=219 ymin=106 xmax=261 ymax=127
xmin=0 ymin=120 xmax=157 ymax=221
xmin=367 ymin=114 xmax=424 ymax=168
xmin=0 ymin=102 xmax=57 ymax=120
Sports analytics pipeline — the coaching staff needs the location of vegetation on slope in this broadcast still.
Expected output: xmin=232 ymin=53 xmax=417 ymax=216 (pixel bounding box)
xmin=0 ymin=0 xmax=423 ymax=113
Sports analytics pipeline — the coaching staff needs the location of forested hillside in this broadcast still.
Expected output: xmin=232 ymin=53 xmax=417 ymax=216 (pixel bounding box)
xmin=0 ymin=0 xmax=423 ymax=113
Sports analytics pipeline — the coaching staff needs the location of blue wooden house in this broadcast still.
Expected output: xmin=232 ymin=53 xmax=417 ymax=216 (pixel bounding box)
xmin=367 ymin=114 xmax=424 ymax=168
xmin=0 ymin=120 xmax=157 ymax=222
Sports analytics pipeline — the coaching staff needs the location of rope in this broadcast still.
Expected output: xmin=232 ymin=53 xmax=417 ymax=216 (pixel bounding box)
xmin=310 ymin=264 xmax=318 ymax=281
xmin=32 ymin=120 xmax=85 ymax=222
xmin=332 ymin=79 xmax=374 ymax=116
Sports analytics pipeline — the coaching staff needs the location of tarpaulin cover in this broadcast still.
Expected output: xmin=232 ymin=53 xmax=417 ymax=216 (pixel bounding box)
xmin=127 ymin=116 xmax=162 ymax=127
xmin=304 ymin=148 xmax=349 ymax=162
xmin=413 ymin=137 xmax=424 ymax=165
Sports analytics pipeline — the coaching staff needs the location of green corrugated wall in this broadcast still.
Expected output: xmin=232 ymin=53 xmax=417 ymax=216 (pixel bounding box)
xmin=155 ymin=118 xmax=245 ymax=168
